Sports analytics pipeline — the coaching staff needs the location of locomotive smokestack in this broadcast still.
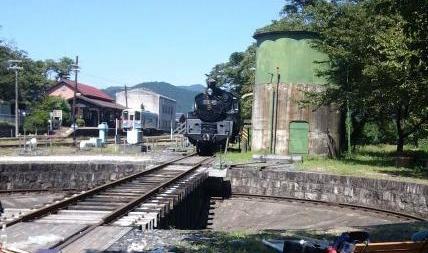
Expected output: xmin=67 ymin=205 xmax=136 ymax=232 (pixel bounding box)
xmin=207 ymin=78 xmax=216 ymax=89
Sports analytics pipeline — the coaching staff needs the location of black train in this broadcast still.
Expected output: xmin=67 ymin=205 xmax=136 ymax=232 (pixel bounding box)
xmin=185 ymin=79 xmax=240 ymax=155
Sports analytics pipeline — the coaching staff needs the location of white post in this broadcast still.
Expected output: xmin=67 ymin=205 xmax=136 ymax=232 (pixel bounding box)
xmin=115 ymin=118 xmax=118 ymax=144
xmin=170 ymin=120 xmax=173 ymax=141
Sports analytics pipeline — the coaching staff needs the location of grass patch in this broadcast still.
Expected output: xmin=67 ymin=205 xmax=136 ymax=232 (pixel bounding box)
xmin=299 ymin=145 xmax=428 ymax=184
xmin=216 ymin=145 xmax=428 ymax=184
xmin=216 ymin=151 xmax=253 ymax=164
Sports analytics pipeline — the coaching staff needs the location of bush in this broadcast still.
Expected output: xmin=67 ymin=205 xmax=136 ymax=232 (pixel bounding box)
xmin=420 ymin=139 xmax=428 ymax=152
xmin=76 ymin=118 xmax=85 ymax=127
xmin=361 ymin=121 xmax=398 ymax=145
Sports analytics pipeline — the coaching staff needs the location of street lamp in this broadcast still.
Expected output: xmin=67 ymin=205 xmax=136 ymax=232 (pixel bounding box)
xmin=7 ymin=60 xmax=23 ymax=137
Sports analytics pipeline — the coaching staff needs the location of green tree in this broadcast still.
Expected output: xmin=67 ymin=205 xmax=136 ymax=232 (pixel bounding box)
xmin=44 ymin=57 xmax=74 ymax=80
xmin=1 ymin=40 xmax=74 ymax=109
xmin=24 ymin=96 xmax=71 ymax=133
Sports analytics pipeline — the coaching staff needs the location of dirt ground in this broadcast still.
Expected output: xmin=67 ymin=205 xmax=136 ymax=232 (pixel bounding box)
xmin=210 ymin=197 xmax=428 ymax=242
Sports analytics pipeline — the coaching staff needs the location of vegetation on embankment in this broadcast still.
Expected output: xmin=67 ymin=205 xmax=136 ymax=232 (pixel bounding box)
xmin=218 ymin=144 xmax=428 ymax=185
xmin=297 ymin=145 xmax=428 ymax=185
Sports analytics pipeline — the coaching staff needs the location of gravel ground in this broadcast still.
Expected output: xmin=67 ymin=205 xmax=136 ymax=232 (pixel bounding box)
xmin=108 ymin=198 xmax=428 ymax=252
xmin=210 ymin=197 xmax=408 ymax=231
xmin=108 ymin=229 xmax=191 ymax=252
xmin=107 ymin=229 xmax=277 ymax=253
xmin=0 ymin=192 xmax=69 ymax=222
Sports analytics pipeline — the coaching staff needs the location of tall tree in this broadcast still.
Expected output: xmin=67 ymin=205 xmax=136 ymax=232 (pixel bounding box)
xmin=0 ymin=41 xmax=73 ymax=109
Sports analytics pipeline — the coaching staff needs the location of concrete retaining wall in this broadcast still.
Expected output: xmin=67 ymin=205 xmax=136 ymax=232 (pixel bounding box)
xmin=0 ymin=162 xmax=148 ymax=190
xmin=228 ymin=168 xmax=428 ymax=218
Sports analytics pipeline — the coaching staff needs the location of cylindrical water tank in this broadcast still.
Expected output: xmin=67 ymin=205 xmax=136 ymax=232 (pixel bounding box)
xmin=252 ymin=30 xmax=341 ymax=155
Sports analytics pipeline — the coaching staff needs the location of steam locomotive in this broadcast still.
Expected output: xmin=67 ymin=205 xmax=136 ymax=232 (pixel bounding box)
xmin=185 ymin=79 xmax=240 ymax=155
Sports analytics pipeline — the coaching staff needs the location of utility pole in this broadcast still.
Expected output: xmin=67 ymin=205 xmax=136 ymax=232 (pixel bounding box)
xmin=124 ymin=84 xmax=128 ymax=108
xmin=7 ymin=60 xmax=23 ymax=137
xmin=269 ymin=72 xmax=274 ymax=154
xmin=71 ymin=56 xmax=79 ymax=147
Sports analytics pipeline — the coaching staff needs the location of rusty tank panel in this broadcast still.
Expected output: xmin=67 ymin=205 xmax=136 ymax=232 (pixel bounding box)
xmin=252 ymin=83 xmax=341 ymax=155
xmin=252 ymin=84 xmax=272 ymax=151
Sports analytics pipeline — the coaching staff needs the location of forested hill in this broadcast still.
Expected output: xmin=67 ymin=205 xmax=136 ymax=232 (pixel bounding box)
xmin=103 ymin=82 xmax=205 ymax=113
xmin=177 ymin=84 xmax=205 ymax=93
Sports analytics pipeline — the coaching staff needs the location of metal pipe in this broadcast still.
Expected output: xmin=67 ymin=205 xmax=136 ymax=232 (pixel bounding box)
xmin=270 ymin=87 xmax=275 ymax=154
xmin=268 ymin=73 xmax=274 ymax=153
xmin=273 ymin=68 xmax=280 ymax=154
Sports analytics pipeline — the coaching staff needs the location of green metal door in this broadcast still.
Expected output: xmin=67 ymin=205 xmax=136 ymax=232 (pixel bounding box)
xmin=289 ymin=121 xmax=309 ymax=154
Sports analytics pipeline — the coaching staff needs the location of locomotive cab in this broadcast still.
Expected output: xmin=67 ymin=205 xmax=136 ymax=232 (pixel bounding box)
xmin=185 ymin=79 xmax=240 ymax=155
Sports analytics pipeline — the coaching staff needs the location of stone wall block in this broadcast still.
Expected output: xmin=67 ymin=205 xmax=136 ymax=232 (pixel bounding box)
xmin=1 ymin=162 xmax=148 ymax=191
xmin=229 ymin=168 xmax=428 ymax=218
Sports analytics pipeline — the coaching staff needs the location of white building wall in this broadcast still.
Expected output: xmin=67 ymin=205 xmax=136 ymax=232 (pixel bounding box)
xmin=116 ymin=89 xmax=176 ymax=131
xmin=158 ymin=97 xmax=176 ymax=132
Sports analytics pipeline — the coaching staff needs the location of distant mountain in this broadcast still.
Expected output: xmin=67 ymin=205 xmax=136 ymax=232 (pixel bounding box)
xmin=103 ymin=82 xmax=203 ymax=113
xmin=178 ymin=84 xmax=205 ymax=93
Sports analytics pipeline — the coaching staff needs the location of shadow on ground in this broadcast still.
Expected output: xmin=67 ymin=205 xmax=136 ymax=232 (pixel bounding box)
xmin=173 ymin=231 xmax=279 ymax=253
xmin=171 ymin=221 xmax=428 ymax=252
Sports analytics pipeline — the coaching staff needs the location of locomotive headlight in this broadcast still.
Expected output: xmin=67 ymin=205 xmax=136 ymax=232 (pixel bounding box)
xmin=207 ymin=88 xmax=213 ymax=96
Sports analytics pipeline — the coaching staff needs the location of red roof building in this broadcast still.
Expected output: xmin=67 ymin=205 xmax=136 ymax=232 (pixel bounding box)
xmin=49 ymin=79 xmax=124 ymax=127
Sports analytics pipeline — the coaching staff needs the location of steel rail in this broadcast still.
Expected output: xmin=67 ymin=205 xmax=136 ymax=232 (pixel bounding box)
xmin=232 ymin=193 xmax=426 ymax=222
xmin=0 ymin=189 xmax=78 ymax=194
xmin=52 ymin=156 xmax=210 ymax=250
xmin=4 ymin=153 xmax=196 ymax=227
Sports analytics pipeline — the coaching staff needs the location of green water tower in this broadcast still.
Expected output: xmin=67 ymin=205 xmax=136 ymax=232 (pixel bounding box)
xmin=251 ymin=30 xmax=341 ymax=155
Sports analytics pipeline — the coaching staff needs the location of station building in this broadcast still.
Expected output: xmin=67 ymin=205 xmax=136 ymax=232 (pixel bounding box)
xmin=48 ymin=79 xmax=125 ymax=127
xmin=252 ymin=30 xmax=341 ymax=155
xmin=116 ymin=88 xmax=177 ymax=132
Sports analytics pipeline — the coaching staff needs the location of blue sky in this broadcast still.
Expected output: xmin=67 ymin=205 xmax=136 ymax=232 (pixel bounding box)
xmin=0 ymin=0 xmax=284 ymax=88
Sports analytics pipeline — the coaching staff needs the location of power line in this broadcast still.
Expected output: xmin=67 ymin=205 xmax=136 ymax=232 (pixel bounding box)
xmin=80 ymin=71 xmax=130 ymax=87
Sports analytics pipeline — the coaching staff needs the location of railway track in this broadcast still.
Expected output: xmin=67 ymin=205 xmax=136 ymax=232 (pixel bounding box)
xmin=0 ymin=189 xmax=78 ymax=194
xmin=2 ymin=153 xmax=212 ymax=251
xmin=231 ymin=193 xmax=426 ymax=222
xmin=0 ymin=134 xmax=179 ymax=148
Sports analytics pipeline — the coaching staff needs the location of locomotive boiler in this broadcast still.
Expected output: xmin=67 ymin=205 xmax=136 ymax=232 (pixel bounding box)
xmin=185 ymin=79 xmax=240 ymax=155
